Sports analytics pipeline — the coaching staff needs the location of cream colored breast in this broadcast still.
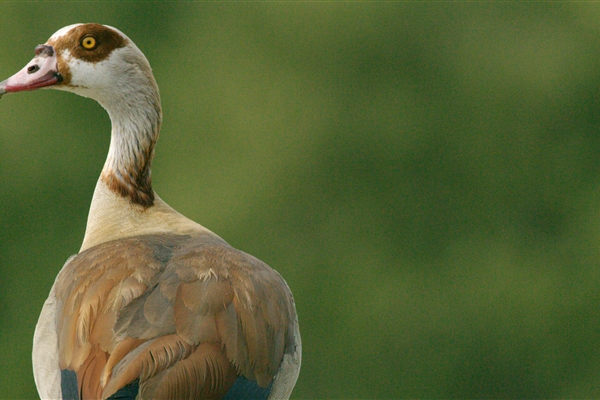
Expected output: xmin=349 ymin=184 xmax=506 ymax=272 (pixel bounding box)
xmin=81 ymin=180 xmax=219 ymax=252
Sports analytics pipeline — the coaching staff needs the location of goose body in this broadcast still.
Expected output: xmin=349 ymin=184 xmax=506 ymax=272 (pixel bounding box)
xmin=1 ymin=24 xmax=301 ymax=399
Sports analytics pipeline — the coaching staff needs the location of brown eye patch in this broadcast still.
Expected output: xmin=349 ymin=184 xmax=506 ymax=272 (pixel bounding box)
xmin=48 ymin=23 xmax=128 ymax=64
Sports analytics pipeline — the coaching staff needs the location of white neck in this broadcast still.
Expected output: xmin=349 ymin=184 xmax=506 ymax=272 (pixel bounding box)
xmin=79 ymin=65 xmax=215 ymax=252
xmin=96 ymin=64 xmax=162 ymax=207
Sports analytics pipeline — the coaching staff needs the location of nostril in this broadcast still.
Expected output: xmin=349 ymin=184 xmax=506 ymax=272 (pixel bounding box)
xmin=27 ymin=65 xmax=40 ymax=74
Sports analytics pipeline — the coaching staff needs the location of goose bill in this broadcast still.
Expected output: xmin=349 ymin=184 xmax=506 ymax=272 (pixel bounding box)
xmin=0 ymin=44 xmax=62 ymax=96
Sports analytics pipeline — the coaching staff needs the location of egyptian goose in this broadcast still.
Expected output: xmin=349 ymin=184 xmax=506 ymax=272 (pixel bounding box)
xmin=0 ymin=23 xmax=301 ymax=399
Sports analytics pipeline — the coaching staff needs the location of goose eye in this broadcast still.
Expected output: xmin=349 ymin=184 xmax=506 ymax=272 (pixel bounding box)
xmin=81 ymin=36 xmax=97 ymax=50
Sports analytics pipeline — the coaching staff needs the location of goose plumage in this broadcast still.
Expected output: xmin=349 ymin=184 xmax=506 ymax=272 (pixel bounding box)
xmin=0 ymin=23 xmax=301 ymax=400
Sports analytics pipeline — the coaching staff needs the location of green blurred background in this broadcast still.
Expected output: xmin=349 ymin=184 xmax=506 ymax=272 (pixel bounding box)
xmin=2 ymin=2 xmax=600 ymax=399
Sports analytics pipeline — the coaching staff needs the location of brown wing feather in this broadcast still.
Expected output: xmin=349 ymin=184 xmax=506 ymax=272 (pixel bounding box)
xmin=77 ymin=346 xmax=109 ymax=400
xmin=55 ymin=233 xmax=296 ymax=399
xmin=140 ymin=343 xmax=237 ymax=400
xmin=101 ymin=334 xmax=195 ymax=397
xmin=101 ymin=337 xmax=146 ymax=387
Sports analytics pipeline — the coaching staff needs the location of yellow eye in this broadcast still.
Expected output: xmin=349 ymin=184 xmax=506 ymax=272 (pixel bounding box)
xmin=81 ymin=36 xmax=97 ymax=50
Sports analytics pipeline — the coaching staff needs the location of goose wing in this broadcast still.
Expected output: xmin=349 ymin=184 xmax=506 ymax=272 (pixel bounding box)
xmin=54 ymin=233 xmax=299 ymax=399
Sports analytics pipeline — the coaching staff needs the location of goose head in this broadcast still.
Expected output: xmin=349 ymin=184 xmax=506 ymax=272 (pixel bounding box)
xmin=1 ymin=23 xmax=162 ymax=207
xmin=0 ymin=23 xmax=160 ymax=114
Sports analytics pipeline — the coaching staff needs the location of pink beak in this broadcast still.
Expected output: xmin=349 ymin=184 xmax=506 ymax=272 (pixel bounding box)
xmin=0 ymin=45 xmax=62 ymax=97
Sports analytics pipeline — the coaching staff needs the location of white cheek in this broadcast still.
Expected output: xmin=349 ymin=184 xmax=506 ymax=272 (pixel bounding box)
xmin=71 ymin=59 xmax=112 ymax=88
xmin=60 ymin=49 xmax=113 ymax=99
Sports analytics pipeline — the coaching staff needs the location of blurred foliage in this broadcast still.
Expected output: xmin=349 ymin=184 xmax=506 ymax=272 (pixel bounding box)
xmin=2 ymin=3 xmax=600 ymax=399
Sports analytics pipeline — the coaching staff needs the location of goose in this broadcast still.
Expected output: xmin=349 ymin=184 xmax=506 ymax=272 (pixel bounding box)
xmin=0 ymin=23 xmax=301 ymax=399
